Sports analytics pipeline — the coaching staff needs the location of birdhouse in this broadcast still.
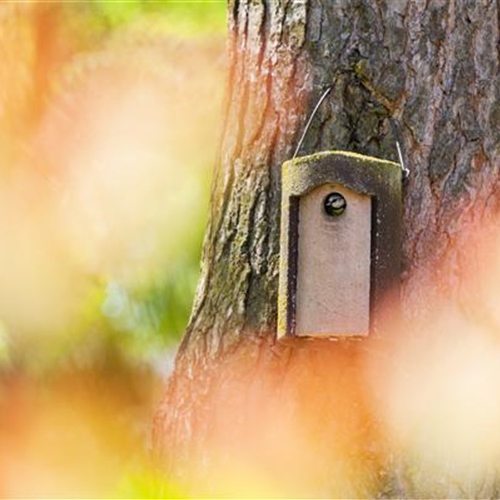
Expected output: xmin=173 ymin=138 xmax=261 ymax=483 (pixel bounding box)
xmin=277 ymin=151 xmax=402 ymax=339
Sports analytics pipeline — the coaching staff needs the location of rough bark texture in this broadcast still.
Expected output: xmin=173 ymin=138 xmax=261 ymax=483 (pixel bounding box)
xmin=154 ymin=1 xmax=500 ymax=497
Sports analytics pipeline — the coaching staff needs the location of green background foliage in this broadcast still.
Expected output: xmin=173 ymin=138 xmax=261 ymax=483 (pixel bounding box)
xmin=0 ymin=2 xmax=225 ymax=497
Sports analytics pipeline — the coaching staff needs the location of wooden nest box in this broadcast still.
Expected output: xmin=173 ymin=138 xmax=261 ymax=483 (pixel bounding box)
xmin=277 ymin=151 xmax=402 ymax=339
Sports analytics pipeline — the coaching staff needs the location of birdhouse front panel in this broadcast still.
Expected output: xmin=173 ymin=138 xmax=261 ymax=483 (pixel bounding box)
xmin=295 ymin=183 xmax=371 ymax=337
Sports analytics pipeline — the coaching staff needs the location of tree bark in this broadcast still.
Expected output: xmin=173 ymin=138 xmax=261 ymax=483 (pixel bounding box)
xmin=154 ymin=1 xmax=500 ymax=497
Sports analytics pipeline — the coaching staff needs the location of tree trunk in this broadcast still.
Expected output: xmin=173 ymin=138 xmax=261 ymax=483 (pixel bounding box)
xmin=154 ymin=1 xmax=500 ymax=497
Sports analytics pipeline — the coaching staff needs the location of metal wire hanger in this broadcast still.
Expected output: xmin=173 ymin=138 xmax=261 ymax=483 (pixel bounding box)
xmin=292 ymin=85 xmax=409 ymax=179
